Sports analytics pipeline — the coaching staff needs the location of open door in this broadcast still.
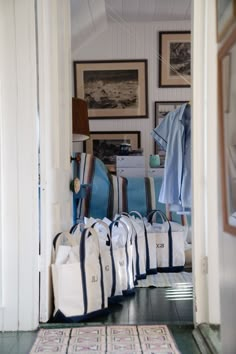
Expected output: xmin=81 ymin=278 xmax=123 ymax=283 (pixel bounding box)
xmin=36 ymin=0 xmax=72 ymax=323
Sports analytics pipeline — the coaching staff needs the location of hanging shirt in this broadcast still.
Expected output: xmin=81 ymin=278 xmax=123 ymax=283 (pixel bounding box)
xmin=151 ymin=103 xmax=191 ymax=211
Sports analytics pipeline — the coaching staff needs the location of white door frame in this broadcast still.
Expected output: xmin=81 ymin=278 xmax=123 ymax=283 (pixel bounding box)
xmin=192 ymin=0 xmax=220 ymax=325
xmin=37 ymin=0 xmax=73 ymax=323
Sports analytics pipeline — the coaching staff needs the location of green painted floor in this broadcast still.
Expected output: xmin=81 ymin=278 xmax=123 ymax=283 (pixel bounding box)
xmin=0 ymin=286 xmax=201 ymax=353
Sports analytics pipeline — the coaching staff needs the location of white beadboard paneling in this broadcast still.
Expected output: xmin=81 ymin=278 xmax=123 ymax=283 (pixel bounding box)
xmin=0 ymin=0 xmax=19 ymax=330
xmin=58 ymin=2 xmax=72 ymax=170
xmin=72 ymin=20 xmax=191 ymax=166
xmin=105 ymin=0 xmax=192 ymax=22
xmin=0 ymin=0 xmax=39 ymax=330
xmin=71 ymin=0 xmax=108 ymax=51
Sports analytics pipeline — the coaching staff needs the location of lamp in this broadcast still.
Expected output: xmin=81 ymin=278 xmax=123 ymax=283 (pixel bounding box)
xmin=72 ymin=97 xmax=90 ymax=142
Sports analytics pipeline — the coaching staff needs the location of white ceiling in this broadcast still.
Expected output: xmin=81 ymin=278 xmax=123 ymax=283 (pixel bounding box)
xmin=70 ymin=0 xmax=192 ymax=47
xmin=105 ymin=0 xmax=192 ymax=22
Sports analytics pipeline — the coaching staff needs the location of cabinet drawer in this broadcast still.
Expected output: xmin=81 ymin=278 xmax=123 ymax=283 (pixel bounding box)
xmin=147 ymin=168 xmax=164 ymax=177
xmin=116 ymin=167 xmax=146 ymax=177
xmin=116 ymin=156 xmax=145 ymax=168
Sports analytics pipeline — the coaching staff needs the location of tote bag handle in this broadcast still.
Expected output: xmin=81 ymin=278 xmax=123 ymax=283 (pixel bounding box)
xmin=52 ymin=231 xmax=78 ymax=263
xmin=129 ymin=210 xmax=143 ymax=220
xmin=109 ymin=219 xmax=129 ymax=246
xmin=91 ymin=219 xmax=111 ymax=246
xmin=115 ymin=214 xmax=136 ymax=246
xmin=147 ymin=209 xmax=169 ymax=226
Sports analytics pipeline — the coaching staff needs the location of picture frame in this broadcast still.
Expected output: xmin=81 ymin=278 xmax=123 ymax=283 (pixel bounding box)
xmin=84 ymin=131 xmax=141 ymax=171
xmin=216 ymin=0 xmax=236 ymax=42
xmin=158 ymin=31 xmax=191 ymax=87
xmin=74 ymin=60 xmax=148 ymax=119
xmin=154 ymin=101 xmax=187 ymax=162
xmin=218 ymin=26 xmax=236 ymax=235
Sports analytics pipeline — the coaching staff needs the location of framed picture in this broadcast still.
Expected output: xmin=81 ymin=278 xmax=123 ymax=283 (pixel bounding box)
xmin=218 ymin=26 xmax=236 ymax=235
xmin=74 ymin=60 xmax=148 ymax=119
xmin=216 ymin=0 xmax=236 ymax=42
xmin=154 ymin=101 xmax=187 ymax=162
xmin=84 ymin=131 xmax=141 ymax=171
xmin=158 ymin=31 xmax=191 ymax=87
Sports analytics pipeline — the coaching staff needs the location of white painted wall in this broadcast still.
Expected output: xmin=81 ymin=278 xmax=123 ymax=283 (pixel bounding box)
xmin=71 ymin=20 xmax=192 ymax=166
xmin=0 ymin=0 xmax=39 ymax=330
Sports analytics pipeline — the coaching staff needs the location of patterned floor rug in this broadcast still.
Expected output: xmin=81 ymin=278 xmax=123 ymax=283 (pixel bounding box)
xmin=30 ymin=325 xmax=181 ymax=353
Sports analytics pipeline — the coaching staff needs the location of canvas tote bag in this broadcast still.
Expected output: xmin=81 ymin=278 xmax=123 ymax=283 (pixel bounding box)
xmin=51 ymin=227 xmax=108 ymax=322
xmin=108 ymin=219 xmax=129 ymax=298
xmin=129 ymin=210 xmax=157 ymax=280
xmin=146 ymin=209 xmax=185 ymax=272
xmin=114 ymin=214 xmax=135 ymax=295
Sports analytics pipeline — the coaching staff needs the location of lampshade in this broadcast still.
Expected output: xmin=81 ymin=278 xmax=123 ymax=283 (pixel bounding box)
xmin=72 ymin=97 xmax=90 ymax=141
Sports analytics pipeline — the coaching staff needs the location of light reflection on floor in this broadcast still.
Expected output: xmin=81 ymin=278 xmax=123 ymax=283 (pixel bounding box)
xmin=165 ymin=282 xmax=193 ymax=301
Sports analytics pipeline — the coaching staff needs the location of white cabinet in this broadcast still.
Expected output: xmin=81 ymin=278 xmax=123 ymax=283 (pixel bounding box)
xmin=115 ymin=156 xmax=164 ymax=177
xmin=116 ymin=156 xmax=145 ymax=177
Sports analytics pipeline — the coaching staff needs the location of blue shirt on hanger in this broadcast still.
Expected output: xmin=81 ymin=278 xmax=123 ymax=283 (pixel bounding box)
xmin=151 ymin=103 xmax=191 ymax=211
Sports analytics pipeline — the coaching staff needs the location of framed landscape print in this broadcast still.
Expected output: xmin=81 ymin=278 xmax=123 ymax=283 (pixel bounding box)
xmin=218 ymin=26 xmax=236 ymax=235
xmin=84 ymin=131 xmax=141 ymax=171
xmin=74 ymin=60 xmax=148 ymax=119
xmin=158 ymin=31 xmax=191 ymax=87
xmin=216 ymin=0 xmax=236 ymax=42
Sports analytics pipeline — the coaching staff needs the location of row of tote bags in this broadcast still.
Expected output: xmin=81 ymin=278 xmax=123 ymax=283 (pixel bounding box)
xmin=51 ymin=209 xmax=186 ymax=322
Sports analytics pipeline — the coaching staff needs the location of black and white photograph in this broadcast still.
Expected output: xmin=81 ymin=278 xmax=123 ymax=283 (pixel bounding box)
xmin=159 ymin=31 xmax=191 ymax=87
xmin=83 ymin=69 xmax=138 ymax=109
xmin=84 ymin=131 xmax=141 ymax=171
xmin=74 ymin=60 xmax=148 ymax=119
xmin=169 ymin=42 xmax=191 ymax=76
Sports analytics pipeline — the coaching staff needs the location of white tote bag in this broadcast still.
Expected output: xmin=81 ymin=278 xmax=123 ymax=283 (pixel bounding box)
xmin=114 ymin=214 xmax=135 ymax=295
xmin=146 ymin=209 xmax=185 ymax=272
xmin=51 ymin=227 xmax=108 ymax=322
xmin=109 ymin=219 xmax=129 ymax=298
xmin=130 ymin=211 xmax=157 ymax=280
